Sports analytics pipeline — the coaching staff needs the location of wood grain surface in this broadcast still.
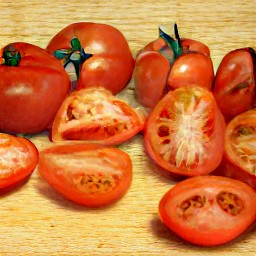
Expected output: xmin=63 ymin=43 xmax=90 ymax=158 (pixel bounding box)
xmin=1 ymin=0 xmax=256 ymax=255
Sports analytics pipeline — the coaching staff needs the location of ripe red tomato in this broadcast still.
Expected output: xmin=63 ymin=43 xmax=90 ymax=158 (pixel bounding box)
xmin=38 ymin=143 xmax=132 ymax=207
xmin=214 ymin=108 xmax=256 ymax=188
xmin=144 ymin=86 xmax=225 ymax=177
xmin=133 ymin=24 xmax=214 ymax=108
xmin=46 ymin=22 xmax=134 ymax=94
xmin=51 ymin=87 xmax=145 ymax=145
xmin=0 ymin=133 xmax=38 ymax=193
xmin=159 ymin=176 xmax=256 ymax=246
xmin=213 ymin=48 xmax=256 ymax=121
xmin=0 ymin=42 xmax=70 ymax=134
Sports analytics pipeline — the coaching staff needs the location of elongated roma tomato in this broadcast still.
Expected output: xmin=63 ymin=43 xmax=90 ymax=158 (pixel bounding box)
xmin=159 ymin=176 xmax=256 ymax=246
xmin=38 ymin=143 xmax=132 ymax=207
xmin=0 ymin=133 xmax=38 ymax=193
xmin=46 ymin=22 xmax=134 ymax=94
xmin=51 ymin=87 xmax=145 ymax=145
xmin=144 ymin=86 xmax=225 ymax=177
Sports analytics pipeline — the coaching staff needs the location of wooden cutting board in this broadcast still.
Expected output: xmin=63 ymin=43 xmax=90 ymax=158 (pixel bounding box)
xmin=1 ymin=0 xmax=256 ymax=255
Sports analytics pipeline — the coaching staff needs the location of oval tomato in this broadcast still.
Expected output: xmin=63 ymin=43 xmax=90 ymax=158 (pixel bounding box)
xmin=0 ymin=42 xmax=70 ymax=134
xmin=213 ymin=48 xmax=256 ymax=121
xmin=215 ymin=108 xmax=256 ymax=188
xmin=144 ymin=86 xmax=225 ymax=177
xmin=0 ymin=133 xmax=38 ymax=192
xmin=46 ymin=22 xmax=134 ymax=94
xmin=38 ymin=143 xmax=132 ymax=207
xmin=159 ymin=176 xmax=256 ymax=246
xmin=51 ymin=87 xmax=145 ymax=145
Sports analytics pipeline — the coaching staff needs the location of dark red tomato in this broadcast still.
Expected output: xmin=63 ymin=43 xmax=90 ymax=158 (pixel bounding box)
xmin=51 ymin=87 xmax=145 ymax=145
xmin=133 ymin=24 xmax=214 ymax=108
xmin=0 ymin=133 xmax=38 ymax=192
xmin=214 ymin=108 xmax=256 ymax=188
xmin=0 ymin=42 xmax=70 ymax=134
xmin=38 ymin=143 xmax=132 ymax=207
xmin=159 ymin=176 xmax=256 ymax=246
xmin=144 ymin=86 xmax=225 ymax=177
xmin=213 ymin=48 xmax=256 ymax=121
xmin=46 ymin=22 xmax=134 ymax=95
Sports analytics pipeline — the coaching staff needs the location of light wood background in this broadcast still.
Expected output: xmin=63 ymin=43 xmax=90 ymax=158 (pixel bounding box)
xmin=1 ymin=0 xmax=256 ymax=255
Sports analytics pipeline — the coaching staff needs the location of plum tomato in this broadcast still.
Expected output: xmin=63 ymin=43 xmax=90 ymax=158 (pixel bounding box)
xmin=46 ymin=22 xmax=134 ymax=94
xmin=133 ymin=24 xmax=214 ymax=108
xmin=159 ymin=176 xmax=256 ymax=246
xmin=50 ymin=87 xmax=145 ymax=145
xmin=0 ymin=42 xmax=70 ymax=134
xmin=144 ymin=86 xmax=225 ymax=177
xmin=213 ymin=48 xmax=256 ymax=121
xmin=0 ymin=133 xmax=38 ymax=192
xmin=38 ymin=143 xmax=132 ymax=207
xmin=214 ymin=108 xmax=256 ymax=188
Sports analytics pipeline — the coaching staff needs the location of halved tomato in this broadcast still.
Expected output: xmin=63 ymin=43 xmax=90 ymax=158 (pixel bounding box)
xmin=159 ymin=176 xmax=256 ymax=246
xmin=0 ymin=133 xmax=38 ymax=192
xmin=38 ymin=143 xmax=132 ymax=207
xmin=144 ymin=86 xmax=225 ymax=177
xmin=51 ymin=87 xmax=145 ymax=145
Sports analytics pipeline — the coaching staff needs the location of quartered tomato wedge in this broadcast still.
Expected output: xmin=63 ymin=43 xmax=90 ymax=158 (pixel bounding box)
xmin=159 ymin=176 xmax=256 ymax=246
xmin=0 ymin=133 xmax=38 ymax=192
xmin=38 ymin=143 xmax=132 ymax=207
xmin=144 ymin=86 xmax=225 ymax=177
xmin=51 ymin=88 xmax=145 ymax=145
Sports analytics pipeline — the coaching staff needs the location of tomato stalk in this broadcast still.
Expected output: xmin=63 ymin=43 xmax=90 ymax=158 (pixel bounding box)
xmin=1 ymin=44 xmax=21 ymax=66
xmin=54 ymin=37 xmax=93 ymax=79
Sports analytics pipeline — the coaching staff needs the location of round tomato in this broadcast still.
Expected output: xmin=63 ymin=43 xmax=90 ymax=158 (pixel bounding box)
xmin=159 ymin=176 xmax=256 ymax=246
xmin=144 ymin=86 xmax=225 ymax=177
xmin=215 ymin=108 xmax=256 ymax=188
xmin=213 ymin=48 xmax=256 ymax=121
xmin=38 ymin=143 xmax=132 ymax=207
xmin=0 ymin=42 xmax=70 ymax=134
xmin=0 ymin=133 xmax=38 ymax=193
xmin=46 ymin=22 xmax=134 ymax=94
xmin=133 ymin=24 xmax=213 ymax=108
xmin=50 ymin=87 xmax=145 ymax=145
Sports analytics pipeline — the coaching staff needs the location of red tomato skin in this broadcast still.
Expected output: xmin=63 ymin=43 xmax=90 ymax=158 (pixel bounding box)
xmin=167 ymin=52 xmax=214 ymax=91
xmin=181 ymin=38 xmax=210 ymax=57
xmin=38 ymin=143 xmax=132 ymax=207
xmin=133 ymin=51 xmax=170 ymax=108
xmin=46 ymin=22 xmax=134 ymax=95
xmin=159 ymin=176 xmax=256 ymax=246
xmin=0 ymin=42 xmax=70 ymax=134
xmin=213 ymin=48 xmax=256 ymax=121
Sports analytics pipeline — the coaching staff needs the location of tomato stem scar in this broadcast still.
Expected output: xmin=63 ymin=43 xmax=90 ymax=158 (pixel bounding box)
xmin=2 ymin=44 xmax=21 ymax=66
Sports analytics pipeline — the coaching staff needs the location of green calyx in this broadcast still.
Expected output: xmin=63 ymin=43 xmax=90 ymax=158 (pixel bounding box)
xmin=54 ymin=37 xmax=93 ymax=79
xmin=2 ymin=44 xmax=21 ymax=66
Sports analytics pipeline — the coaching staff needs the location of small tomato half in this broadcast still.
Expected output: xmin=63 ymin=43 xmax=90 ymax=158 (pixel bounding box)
xmin=38 ymin=143 xmax=132 ymax=207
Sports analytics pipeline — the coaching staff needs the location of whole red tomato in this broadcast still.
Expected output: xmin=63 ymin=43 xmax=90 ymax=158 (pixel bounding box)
xmin=159 ymin=176 xmax=256 ymax=246
xmin=133 ymin=24 xmax=214 ymax=108
xmin=213 ymin=48 xmax=256 ymax=121
xmin=0 ymin=42 xmax=70 ymax=134
xmin=46 ymin=22 xmax=134 ymax=94
xmin=144 ymin=86 xmax=225 ymax=177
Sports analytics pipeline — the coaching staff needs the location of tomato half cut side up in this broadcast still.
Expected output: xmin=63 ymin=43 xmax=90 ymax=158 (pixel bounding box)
xmin=38 ymin=143 xmax=132 ymax=207
xmin=144 ymin=86 xmax=225 ymax=177
xmin=0 ymin=133 xmax=39 ymax=193
xmin=159 ymin=176 xmax=256 ymax=246
xmin=51 ymin=88 xmax=145 ymax=145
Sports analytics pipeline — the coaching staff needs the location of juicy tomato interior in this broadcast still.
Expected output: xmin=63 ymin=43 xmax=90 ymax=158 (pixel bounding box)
xmin=38 ymin=143 xmax=132 ymax=207
xmin=51 ymin=88 xmax=144 ymax=145
xmin=159 ymin=176 xmax=256 ymax=246
xmin=144 ymin=86 xmax=225 ymax=176
xmin=0 ymin=133 xmax=38 ymax=191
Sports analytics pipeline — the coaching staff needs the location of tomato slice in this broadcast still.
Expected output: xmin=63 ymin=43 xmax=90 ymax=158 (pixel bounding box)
xmin=144 ymin=86 xmax=225 ymax=176
xmin=38 ymin=143 xmax=132 ymax=207
xmin=51 ymin=88 xmax=145 ymax=145
xmin=0 ymin=133 xmax=38 ymax=192
xmin=159 ymin=176 xmax=256 ymax=246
